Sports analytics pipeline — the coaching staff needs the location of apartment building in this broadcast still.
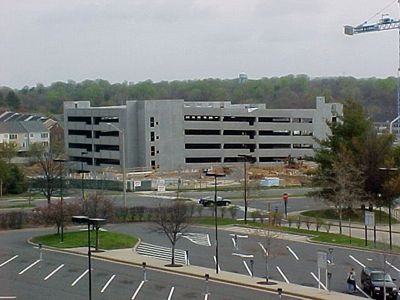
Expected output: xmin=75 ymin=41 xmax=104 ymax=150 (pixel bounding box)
xmin=0 ymin=121 xmax=50 ymax=152
xmin=64 ymin=97 xmax=342 ymax=171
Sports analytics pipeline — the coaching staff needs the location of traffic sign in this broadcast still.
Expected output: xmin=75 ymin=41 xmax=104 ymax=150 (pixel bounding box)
xmin=364 ymin=211 xmax=375 ymax=226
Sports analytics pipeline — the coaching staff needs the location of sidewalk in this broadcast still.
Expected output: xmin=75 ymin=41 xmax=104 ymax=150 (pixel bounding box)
xmin=64 ymin=246 xmax=361 ymax=300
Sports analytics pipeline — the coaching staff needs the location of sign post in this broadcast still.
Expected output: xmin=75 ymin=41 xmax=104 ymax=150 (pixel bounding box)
xmin=282 ymin=193 xmax=288 ymax=218
xmin=317 ymin=250 xmax=328 ymax=290
xmin=364 ymin=211 xmax=374 ymax=247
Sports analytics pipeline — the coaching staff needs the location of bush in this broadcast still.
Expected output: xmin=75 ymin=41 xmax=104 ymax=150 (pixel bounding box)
xmin=304 ymin=217 xmax=312 ymax=230
xmin=219 ymin=206 xmax=226 ymax=219
xmin=287 ymin=216 xmax=295 ymax=227
xmin=196 ymin=205 xmax=203 ymax=217
xmin=316 ymin=218 xmax=324 ymax=232
xmin=296 ymin=216 xmax=302 ymax=229
xmin=323 ymin=222 xmax=331 ymax=233
xmin=228 ymin=205 xmax=239 ymax=219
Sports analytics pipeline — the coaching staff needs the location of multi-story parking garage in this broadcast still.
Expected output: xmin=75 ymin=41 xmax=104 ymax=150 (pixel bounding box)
xmin=64 ymin=97 xmax=342 ymax=171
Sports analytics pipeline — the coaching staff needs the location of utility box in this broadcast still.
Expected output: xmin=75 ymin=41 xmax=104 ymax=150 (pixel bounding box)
xmin=260 ymin=177 xmax=280 ymax=187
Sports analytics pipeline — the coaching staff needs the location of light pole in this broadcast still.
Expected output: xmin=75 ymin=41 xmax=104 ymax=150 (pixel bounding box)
xmin=205 ymin=171 xmax=225 ymax=274
xmin=72 ymin=216 xmax=106 ymax=300
xmin=238 ymin=154 xmax=256 ymax=224
xmin=378 ymin=167 xmax=398 ymax=250
xmin=54 ymin=158 xmax=66 ymax=243
xmin=106 ymin=123 xmax=127 ymax=209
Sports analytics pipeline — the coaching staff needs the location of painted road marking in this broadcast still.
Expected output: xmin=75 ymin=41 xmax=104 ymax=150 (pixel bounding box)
xmin=243 ymin=261 xmax=252 ymax=276
xmin=204 ymin=294 xmax=209 ymax=300
xmin=19 ymin=259 xmax=40 ymax=275
xmin=231 ymin=238 xmax=237 ymax=248
xmin=0 ymin=297 xmax=17 ymax=299
xmin=131 ymin=280 xmax=144 ymax=300
xmin=229 ymin=234 xmax=248 ymax=238
xmin=0 ymin=255 xmax=18 ymax=267
xmin=167 ymin=286 xmax=175 ymax=300
xmin=310 ymin=272 xmax=327 ymax=290
xmin=232 ymin=253 xmax=254 ymax=258
xmin=136 ymin=242 xmax=187 ymax=265
xmin=386 ymin=261 xmax=400 ymax=272
xmin=100 ymin=274 xmax=116 ymax=293
xmin=213 ymin=256 xmax=221 ymax=273
xmin=276 ymin=266 xmax=289 ymax=283
xmin=258 ymin=242 xmax=267 ymax=256
xmin=349 ymin=255 xmax=365 ymax=268
xmin=356 ymin=284 xmax=371 ymax=298
xmin=286 ymin=246 xmax=299 ymax=260
xmin=181 ymin=233 xmax=211 ymax=246
xmin=71 ymin=269 xmax=89 ymax=286
xmin=44 ymin=264 xmax=64 ymax=280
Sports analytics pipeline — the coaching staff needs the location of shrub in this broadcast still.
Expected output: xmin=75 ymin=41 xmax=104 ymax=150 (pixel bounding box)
xmin=305 ymin=217 xmax=312 ymax=230
xmin=296 ymin=216 xmax=302 ymax=229
xmin=323 ymin=222 xmax=331 ymax=233
xmin=196 ymin=205 xmax=203 ymax=217
xmin=228 ymin=205 xmax=239 ymax=219
xmin=219 ymin=206 xmax=226 ymax=219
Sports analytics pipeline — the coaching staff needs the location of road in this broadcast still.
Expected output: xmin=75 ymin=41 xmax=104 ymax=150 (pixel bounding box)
xmin=110 ymin=222 xmax=400 ymax=298
xmin=0 ymin=228 xmax=299 ymax=300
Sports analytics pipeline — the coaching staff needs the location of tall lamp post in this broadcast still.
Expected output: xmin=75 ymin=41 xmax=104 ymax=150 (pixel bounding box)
xmin=106 ymin=123 xmax=127 ymax=209
xmin=54 ymin=158 xmax=66 ymax=243
xmin=205 ymin=171 xmax=225 ymax=274
xmin=238 ymin=154 xmax=256 ymax=224
xmin=79 ymin=151 xmax=89 ymax=213
xmin=71 ymin=216 xmax=106 ymax=300
xmin=379 ymin=167 xmax=398 ymax=250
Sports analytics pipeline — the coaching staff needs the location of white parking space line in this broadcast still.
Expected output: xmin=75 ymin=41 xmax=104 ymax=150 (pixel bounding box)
xmin=231 ymin=238 xmax=236 ymax=248
xmin=0 ymin=255 xmax=18 ymax=267
xmin=100 ymin=274 xmax=116 ymax=293
xmin=386 ymin=260 xmax=400 ymax=272
xmin=310 ymin=272 xmax=327 ymax=290
xmin=0 ymin=297 xmax=17 ymax=299
xmin=286 ymin=246 xmax=299 ymax=260
xmin=276 ymin=266 xmax=289 ymax=283
xmin=44 ymin=264 xmax=64 ymax=281
xmin=243 ymin=261 xmax=252 ymax=276
xmin=349 ymin=255 xmax=365 ymax=268
xmin=232 ymin=253 xmax=253 ymax=258
xmin=167 ymin=286 xmax=175 ymax=300
xmin=204 ymin=294 xmax=209 ymax=300
xmin=213 ymin=256 xmax=221 ymax=273
xmin=71 ymin=269 xmax=89 ymax=286
xmin=131 ymin=280 xmax=145 ymax=300
xmin=257 ymin=242 xmax=267 ymax=255
xmin=356 ymin=284 xmax=371 ymax=298
xmin=18 ymin=259 xmax=40 ymax=275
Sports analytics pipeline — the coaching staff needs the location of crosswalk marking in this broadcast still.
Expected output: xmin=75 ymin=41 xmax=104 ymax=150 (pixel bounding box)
xmin=136 ymin=242 xmax=187 ymax=265
xmin=0 ymin=255 xmax=18 ymax=267
xmin=181 ymin=233 xmax=211 ymax=246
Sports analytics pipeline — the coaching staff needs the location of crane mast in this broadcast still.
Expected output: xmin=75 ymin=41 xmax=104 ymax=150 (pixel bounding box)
xmin=344 ymin=2 xmax=400 ymax=137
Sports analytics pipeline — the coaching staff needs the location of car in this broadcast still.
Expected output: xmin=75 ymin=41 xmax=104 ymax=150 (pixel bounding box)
xmin=198 ymin=196 xmax=231 ymax=207
xmin=361 ymin=267 xmax=398 ymax=299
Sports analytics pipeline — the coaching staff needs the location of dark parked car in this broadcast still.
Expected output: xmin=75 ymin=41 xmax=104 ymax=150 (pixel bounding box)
xmin=361 ymin=267 xmax=398 ymax=299
xmin=198 ymin=196 xmax=231 ymax=207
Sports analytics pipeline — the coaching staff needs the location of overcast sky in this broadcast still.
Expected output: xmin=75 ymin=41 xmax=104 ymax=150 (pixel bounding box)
xmin=1 ymin=0 xmax=399 ymax=88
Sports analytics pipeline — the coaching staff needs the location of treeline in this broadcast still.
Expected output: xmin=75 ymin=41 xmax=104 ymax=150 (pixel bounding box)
xmin=0 ymin=75 xmax=397 ymax=121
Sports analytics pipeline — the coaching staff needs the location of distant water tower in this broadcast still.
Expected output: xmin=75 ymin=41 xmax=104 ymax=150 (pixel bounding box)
xmin=238 ymin=72 xmax=248 ymax=83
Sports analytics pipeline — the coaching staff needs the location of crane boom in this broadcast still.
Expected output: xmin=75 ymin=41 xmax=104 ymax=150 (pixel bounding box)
xmin=344 ymin=10 xmax=400 ymax=138
xmin=344 ymin=19 xmax=400 ymax=35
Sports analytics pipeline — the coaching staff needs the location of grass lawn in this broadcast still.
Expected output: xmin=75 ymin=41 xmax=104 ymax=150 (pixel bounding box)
xmin=0 ymin=204 xmax=35 ymax=209
xmin=31 ymin=230 xmax=138 ymax=250
xmin=300 ymin=208 xmax=398 ymax=224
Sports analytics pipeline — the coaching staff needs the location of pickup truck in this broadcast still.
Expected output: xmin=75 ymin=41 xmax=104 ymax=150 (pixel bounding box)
xmin=198 ymin=196 xmax=231 ymax=207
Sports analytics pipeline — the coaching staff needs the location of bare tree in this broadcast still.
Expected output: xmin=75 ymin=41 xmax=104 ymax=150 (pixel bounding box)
xmin=156 ymin=201 xmax=191 ymax=266
xmin=28 ymin=143 xmax=60 ymax=205
xmin=86 ymin=192 xmax=114 ymax=219
xmin=0 ymin=142 xmax=18 ymax=163
xmin=256 ymin=225 xmax=283 ymax=284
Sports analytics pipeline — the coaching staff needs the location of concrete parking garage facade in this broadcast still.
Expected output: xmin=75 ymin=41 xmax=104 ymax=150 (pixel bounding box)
xmin=64 ymin=97 xmax=342 ymax=171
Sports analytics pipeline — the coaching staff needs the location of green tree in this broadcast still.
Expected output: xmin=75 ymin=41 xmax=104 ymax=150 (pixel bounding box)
xmin=0 ymin=142 xmax=18 ymax=163
xmin=6 ymin=90 xmax=21 ymax=110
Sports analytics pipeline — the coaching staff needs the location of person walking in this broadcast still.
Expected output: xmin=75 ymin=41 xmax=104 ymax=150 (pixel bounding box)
xmin=347 ymin=268 xmax=356 ymax=293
